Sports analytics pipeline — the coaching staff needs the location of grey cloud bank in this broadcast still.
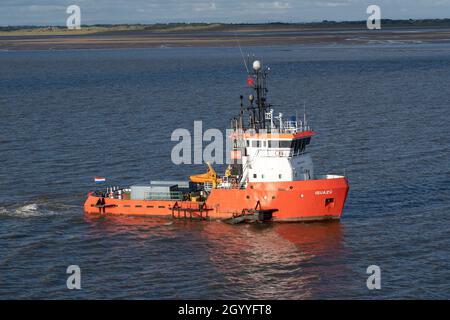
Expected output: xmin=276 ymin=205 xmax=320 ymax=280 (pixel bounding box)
xmin=1 ymin=0 xmax=450 ymax=26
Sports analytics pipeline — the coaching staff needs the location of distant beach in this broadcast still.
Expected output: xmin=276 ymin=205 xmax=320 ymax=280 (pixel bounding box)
xmin=1 ymin=21 xmax=450 ymax=50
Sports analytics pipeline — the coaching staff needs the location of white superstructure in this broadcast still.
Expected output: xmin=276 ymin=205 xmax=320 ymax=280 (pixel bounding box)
xmin=239 ymin=114 xmax=314 ymax=184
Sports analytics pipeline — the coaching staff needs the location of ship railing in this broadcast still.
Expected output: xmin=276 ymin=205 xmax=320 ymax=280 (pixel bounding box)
xmin=282 ymin=120 xmax=299 ymax=133
xmin=204 ymin=182 xmax=213 ymax=192
xmin=97 ymin=186 xmax=129 ymax=199
xmin=281 ymin=120 xmax=310 ymax=134
xmin=217 ymin=176 xmax=240 ymax=189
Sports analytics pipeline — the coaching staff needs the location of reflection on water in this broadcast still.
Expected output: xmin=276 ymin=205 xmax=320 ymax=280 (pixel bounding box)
xmin=82 ymin=215 xmax=344 ymax=299
xmin=202 ymin=221 xmax=344 ymax=299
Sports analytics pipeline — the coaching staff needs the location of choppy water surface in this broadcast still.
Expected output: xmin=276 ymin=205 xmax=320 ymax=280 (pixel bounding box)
xmin=0 ymin=43 xmax=449 ymax=299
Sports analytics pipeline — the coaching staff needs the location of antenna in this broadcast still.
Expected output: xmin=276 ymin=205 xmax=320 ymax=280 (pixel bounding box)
xmin=234 ymin=31 xmax=249 ymax=73
xmin=303 ymin=101 xmax=307 ymax=131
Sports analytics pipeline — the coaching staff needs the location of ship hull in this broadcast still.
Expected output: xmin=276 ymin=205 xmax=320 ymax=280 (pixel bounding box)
xmin=84 ymin=176 xmax=349 ymax=222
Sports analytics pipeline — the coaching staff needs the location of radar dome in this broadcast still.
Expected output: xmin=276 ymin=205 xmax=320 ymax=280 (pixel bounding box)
xmin=253 ymin=60 xmax=261 ymax=71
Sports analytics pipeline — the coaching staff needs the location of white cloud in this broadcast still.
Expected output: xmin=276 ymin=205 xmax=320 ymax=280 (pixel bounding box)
xmin=312 ymin=0 xmax=353 ymax=7
xmin=28 ymin=4 xmax=66 ymax=12
xmin=253 ymin=1 xmax=292 ymax=10
xmin=272 ymin=1 xmax=292 ymax=9
xmin=193 ymin=2 xmax=217 ymax=12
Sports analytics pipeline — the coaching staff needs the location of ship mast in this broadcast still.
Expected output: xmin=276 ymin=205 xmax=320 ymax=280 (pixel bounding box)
xmin=229 ymin=59 xmax=273 ymax=179
xmin=246 ymin=60 xmax=271 ymax=133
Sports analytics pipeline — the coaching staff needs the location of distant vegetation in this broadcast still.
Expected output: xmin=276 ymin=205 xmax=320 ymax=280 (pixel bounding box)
xmin=1 ymin=19 xmax=450 ymax=36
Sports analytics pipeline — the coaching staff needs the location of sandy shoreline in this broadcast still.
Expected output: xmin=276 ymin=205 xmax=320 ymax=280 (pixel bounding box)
xmin=1 ymin=26 xmax=450 ymax=50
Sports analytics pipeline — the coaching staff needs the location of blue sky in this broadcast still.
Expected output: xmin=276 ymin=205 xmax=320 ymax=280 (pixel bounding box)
xmin=1 ymin=0 xmax=450 ymax=26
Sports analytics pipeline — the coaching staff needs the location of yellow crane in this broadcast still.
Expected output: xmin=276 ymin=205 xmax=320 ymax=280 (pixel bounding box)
xmin=189 ymin=162 xmax=218 ymax=188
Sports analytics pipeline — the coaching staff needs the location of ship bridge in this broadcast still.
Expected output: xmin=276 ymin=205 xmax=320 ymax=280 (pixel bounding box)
xmin=236 ymin=127 xmax=315 ymax=185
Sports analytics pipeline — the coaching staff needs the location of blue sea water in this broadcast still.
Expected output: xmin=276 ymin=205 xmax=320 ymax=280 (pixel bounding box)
xmin=0 ymin=43 xmax=449 ymax=299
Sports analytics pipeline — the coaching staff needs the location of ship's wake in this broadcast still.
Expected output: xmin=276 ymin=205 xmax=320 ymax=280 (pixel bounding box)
xmin=0 ymin=203 xmax=58 ymax=218
xmin=0 ymin=196 xmax=82 ymax=218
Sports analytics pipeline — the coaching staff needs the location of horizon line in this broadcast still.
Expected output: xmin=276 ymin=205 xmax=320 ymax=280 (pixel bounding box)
xmin=2 ymin=18 xmax=450 ymax=28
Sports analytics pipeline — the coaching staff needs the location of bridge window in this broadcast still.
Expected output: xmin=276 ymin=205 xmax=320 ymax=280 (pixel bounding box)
xmin=268 ymin=140 xmax=291 ymax=148
xmin=252 ymin=140 xmax=261 ymax=147
xmin=293 ymin=137 xmax=311 ymax=155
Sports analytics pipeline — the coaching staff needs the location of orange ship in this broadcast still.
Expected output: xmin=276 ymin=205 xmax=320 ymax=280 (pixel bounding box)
xmin=84 ymin=60 xmax=349 ymax=223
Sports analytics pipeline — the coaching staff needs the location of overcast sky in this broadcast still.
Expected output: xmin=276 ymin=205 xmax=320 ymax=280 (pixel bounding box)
xmin=1 ymin=0 xmax=450 ymax=26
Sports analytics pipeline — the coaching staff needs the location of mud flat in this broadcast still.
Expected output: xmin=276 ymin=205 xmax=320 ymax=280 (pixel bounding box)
xmin=1 ymin=23 xmax=450 ymax=50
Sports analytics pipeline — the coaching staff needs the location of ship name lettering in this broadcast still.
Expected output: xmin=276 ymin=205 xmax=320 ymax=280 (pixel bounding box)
xmin=315 ymin=190 xmax=333 ymax=195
